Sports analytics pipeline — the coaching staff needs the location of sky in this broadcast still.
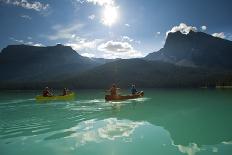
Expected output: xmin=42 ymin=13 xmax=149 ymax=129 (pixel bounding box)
xmin=0 ymin=0 xmax=232 ymax=58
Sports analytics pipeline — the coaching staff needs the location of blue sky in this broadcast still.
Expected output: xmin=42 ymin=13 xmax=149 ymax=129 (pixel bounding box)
xmin=0 ymin=0 xmax=232 ymax=58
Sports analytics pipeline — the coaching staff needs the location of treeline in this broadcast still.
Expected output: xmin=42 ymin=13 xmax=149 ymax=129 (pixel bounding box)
xmin=1 ymin=59 xmax=232 ymax=90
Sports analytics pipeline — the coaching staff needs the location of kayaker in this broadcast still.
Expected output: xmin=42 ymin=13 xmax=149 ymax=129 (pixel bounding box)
xmin=43 ymin=87 xmax=53 ymax=97
xmin=131 ymin=84 xmax=138 ymax=95
xmin=108 ymin=84 xmax=120 ymax=96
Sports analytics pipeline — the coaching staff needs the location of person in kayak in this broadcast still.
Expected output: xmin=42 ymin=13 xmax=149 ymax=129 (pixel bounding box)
xmin=108 ymin=84 xmax=120 ymax=96
xmin=131 ymin=84 xmax=138 ymax=95
xmin=43 ymin=87 xmax=53 ymax=97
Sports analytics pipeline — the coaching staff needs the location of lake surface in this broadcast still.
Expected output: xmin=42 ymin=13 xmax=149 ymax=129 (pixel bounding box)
xmin=0 ymin=89 xmax=232 ymax=155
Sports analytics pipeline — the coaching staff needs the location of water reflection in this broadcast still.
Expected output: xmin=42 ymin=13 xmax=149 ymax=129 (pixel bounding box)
xmin=1 ymin=89 xmax=232 ymax=155
xmin=66 ymin=118 xmax=145 ymax=146
xmin=173 ymin=143 xmax=201 ymax=155
xmin=111 ymin=90 xmax=232 ymax=147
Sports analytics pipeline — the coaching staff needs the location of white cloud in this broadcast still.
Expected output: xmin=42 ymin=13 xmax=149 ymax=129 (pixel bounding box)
xmin=125 ymin=23 xmax=130 ymax=27
xmin=122 ymin=36 xmax=133 ymax=42
xmin=98 ymin=40 xmax=143 ymax=59
xmin=65 ymin=38 xmax=102 ymax=51
xmin=1 ymin=0 xmax=49 ymax=11
xmin=33 ymin=43 xmax=44 ymax=46
xmin=99 ymin=41 xmax=133 ymax=53
xmin=47 ymin=23 xmax=84 ymax=40
xmin=10 ymin=37 xmax=44 ymax=46
xmin=86 ymin=0 xmax=115 ymax=6
xmin=47 ymin=23 xmax=106 ymax=58
xmin=81 ymin=53 xmax=95 ymax=58
xmin=20 ymin=14 xmax=32 ymax=20
xmin=212 ymin=32 xmax=225 ymax=39
xmin=166 ymin=23 xmax=197 ymax=36
xmin=155 ymin=32 xmax=161 ymax=37
xmin=88 ymin=14 xmax=95 ymax=20
xmin=201 ymin=25 xmax=207 ymax=31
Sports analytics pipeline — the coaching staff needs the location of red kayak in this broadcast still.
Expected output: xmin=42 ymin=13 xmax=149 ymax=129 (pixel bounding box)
xmin=105 ymin=91 xmax=144 ymax=101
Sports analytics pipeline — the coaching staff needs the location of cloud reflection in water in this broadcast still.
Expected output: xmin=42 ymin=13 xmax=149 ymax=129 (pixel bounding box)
xmin=68 ymin=118 xmax=146 ymax=146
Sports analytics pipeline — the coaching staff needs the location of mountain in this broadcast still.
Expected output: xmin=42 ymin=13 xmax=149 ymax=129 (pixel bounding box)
xmin=145 ymin=31 xmax=232 ymax=69
xmin=0 ymin=44 xmax=100 ymax=82
xmin=1 ymin=53 xmax=232 ymax=89
xmin=65 ymin=59 xmax=232 ymax=89
xmin=1 ymin=31 xmax=232 ymax=90
xmin=91 ymin=57 xmax=120 ymax=64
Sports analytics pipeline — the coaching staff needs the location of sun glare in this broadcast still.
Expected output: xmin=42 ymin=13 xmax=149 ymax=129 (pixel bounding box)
xmin=102 ymin=6 xmax=119 ymax=26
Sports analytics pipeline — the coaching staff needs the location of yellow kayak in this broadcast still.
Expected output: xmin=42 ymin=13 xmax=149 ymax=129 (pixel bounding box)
xmin=36 ymin=92 xmax=75 ymax=101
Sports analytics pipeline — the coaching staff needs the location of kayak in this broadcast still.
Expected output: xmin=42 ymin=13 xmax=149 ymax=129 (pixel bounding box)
xmin=105 ymin=91 xmax=144 ymax=101
xmin=36 ymin=92 xmax=75 ymax=101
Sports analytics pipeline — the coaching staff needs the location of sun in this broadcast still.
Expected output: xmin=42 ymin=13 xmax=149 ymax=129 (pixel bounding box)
xmin=102 ymin=6 xmax=119 ymax=26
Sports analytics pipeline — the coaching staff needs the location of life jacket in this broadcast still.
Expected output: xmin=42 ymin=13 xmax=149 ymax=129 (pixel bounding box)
xmin=131 ymin=88 xmax=137 ymax=94
xmin=43 ymin=90 xmax=49 ymax=97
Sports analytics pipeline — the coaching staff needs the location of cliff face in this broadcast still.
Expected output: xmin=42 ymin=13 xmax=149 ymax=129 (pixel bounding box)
xmin=145 ymin=31 xmax=232 ymax=69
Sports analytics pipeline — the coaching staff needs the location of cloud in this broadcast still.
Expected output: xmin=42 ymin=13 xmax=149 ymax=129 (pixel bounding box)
xmin=47 ymin=23 xmax=84 ymax=40
xmin=65 ymin=38 xmax=102 ymax=51
xmin=86 ymin=0 xmax=115 ymax=6
xmin=88 ymin=14 xmax=95 ymax=20
xmin=121 ymin=36 xmax=141 ymax=44
xmin=98 ymin=40 xmax=143 ymax=59
xmin=125 ymin=24 xmax=130 ymax=27
xmin=81 ymin=53 xmax=95 ymax=58
xmin=20 ymin=14 xmax=32 ymax=20
xmin=1 ymin=0 xmax=49 ymax=11
xmin=155 ymin=32 xmax=161 ymax=37
xmin=212 ymin=32 xmax=225 ymax=39
xmin=201 ymin=25 xmax=207 ymax=31
xmin=47 ymin=23 xmax=105 ymax=58
xmin=121 ymin=36 xmax=133 ymax=42
xmin=99 ymin=41 xmax=133 ymax=53
xmin=166 ymin=23 xmax=197 ymax=36
xmin=10 ymin=37 xmax=44 ymax=46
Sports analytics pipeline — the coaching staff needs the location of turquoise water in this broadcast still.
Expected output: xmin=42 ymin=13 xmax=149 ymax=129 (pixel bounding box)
xmin=0 ymin=89 xmax=232 ymax=155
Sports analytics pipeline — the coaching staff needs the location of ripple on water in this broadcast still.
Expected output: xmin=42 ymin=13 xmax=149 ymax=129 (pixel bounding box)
xmin=0 ymin=96 xmax=148 ymax=141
